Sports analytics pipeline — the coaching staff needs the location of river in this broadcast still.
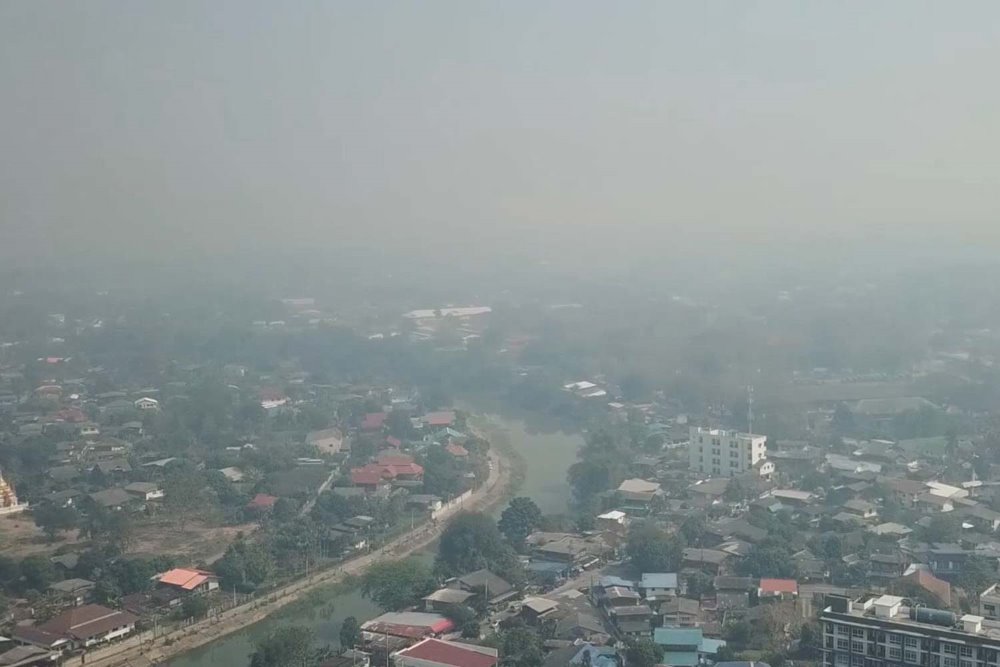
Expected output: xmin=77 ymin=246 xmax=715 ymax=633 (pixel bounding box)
xmin=166 ymin=415 xmax=582 ymax=667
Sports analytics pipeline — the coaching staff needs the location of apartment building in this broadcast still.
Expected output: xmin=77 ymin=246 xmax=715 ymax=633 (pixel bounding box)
xmin=688 ymin=427 xmax=769 ymax=477
xmin=820 ymin=594 xmax=1000 ymax=667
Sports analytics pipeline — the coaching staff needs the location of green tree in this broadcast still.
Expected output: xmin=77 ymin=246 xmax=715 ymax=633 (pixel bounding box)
xmin=626 ymin=522 xmax=684 ymax=573
xmin=181 ymin=595 xmax=209 ymax=620
xmin=498 ymin=497 xmax=542 ymax=547
xmin=437 ymin=512 xmax=522 ymax=583
xmin=679 ymin=515 xmax=707 ymax=546
xmin=625 ymin=638 xmax=665 ymax=667
xmin=339 ymin=616 xmax=361 ymax=651
xmin=738 ymin=545 xmax=796 ymax=578
xmin=421 ymin=446 xmax=464 ymax=498
xmin=250 ymin=627 xmax=316 ymax=667
xmin=32 ymin=504 xmax=80 ymax=542
xmin=922 ymin=514 xmax=960 ymax=543
xmin=19 ymin=556 xmax=56 ymax=592
xmin=361 ymin=558 xmax=436 ymax=611
xmin=958 ymin=555 xmax=995 ymax=597
xmin=499 ymin=624 xmax=543 ymax=667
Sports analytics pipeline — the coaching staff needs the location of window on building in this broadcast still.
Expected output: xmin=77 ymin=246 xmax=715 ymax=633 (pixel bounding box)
xmin=837 ymin=639 xmax=850 ymax=651
xmin=889 ymin=648 xmax=903 ymax=661
xmin=961 ymin=648 xmax=975 ymax=658
xmin=889 ymin=634 xmax=902 ymax=646
xmin=852 ymin=656 xmax=864 ymax=667
xmin=836 ymin=654 xmax=849 ymax=667
xmin=905 ymin=651 xmax=919 ymax=664
xmin=905 ymin=638 xmax=919 ymax=648
xmin=944 ymin=644 xmax=958 ymax=655
xmin=944 ymin=658 xmax=957 ymax=667
xmin=852 ymin=628 xmax=865 ymax=638
xmin=852 ymin=641 xmax=865 ymax=653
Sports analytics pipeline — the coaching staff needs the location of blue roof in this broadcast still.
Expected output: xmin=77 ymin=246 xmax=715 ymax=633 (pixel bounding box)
xmin=526 ymin=561 xmax=567 ymax=573
xmin=599 ymin=575 xmax=636 ymax=589
xmin=654 ymin=627 xmax=703 ymax=647
xmin=700 ymin=638 xmax=727 ymax=655
xmin=662 ymin=651 xmax=700 ymax=667
xmin=571 ymin=645 xmax=618 ymax=667
xmin=641 ymin=572 xmax=678 ymax=589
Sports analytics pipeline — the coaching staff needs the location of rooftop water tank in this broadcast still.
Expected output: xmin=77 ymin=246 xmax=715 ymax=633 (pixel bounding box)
xmin=910 ymin=607 xmax=956 ymax=627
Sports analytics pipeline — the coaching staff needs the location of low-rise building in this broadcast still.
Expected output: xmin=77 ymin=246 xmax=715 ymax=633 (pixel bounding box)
xmin=394 ymin=638 xmax=497 ymax=667
xmin=13 ymin=604 xmax=137 ymax=650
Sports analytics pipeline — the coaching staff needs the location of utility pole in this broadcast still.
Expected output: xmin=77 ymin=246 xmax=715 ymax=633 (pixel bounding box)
xmin=747 ymin=385 xmax=754 ymax=436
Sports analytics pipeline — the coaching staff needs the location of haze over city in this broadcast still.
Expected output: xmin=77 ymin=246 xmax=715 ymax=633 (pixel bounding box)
xmin=7 ymin=5 xmax=1000 ymax=667
xmin=3 ymin=1 xmax=1000 ymax=269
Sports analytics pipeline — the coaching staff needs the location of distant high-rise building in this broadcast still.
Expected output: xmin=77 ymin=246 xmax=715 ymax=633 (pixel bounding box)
xmin=688 ymin=427 xmax=768 ymax=477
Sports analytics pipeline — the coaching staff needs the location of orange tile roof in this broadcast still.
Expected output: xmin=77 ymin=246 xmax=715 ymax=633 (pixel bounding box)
xmin=158 ymin=568 xmax=214 ymax=590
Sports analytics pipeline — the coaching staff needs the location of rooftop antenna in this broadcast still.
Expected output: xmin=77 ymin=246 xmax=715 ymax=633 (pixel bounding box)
xmin=747 ymin=385 xmax=754 ymax=437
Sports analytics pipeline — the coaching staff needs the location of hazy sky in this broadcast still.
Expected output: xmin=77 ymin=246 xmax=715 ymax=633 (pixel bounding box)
xmin=3 ymin=1 xmax=1000 ymax=267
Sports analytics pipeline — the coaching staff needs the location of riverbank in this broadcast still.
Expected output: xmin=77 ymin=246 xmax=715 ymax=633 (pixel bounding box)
xmin=79 ymin=447 xmax=512 ymax=667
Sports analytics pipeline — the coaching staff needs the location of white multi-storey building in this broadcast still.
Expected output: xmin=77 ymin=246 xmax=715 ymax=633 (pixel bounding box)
xmin=689 ymin=427 xmax=769 ymax=477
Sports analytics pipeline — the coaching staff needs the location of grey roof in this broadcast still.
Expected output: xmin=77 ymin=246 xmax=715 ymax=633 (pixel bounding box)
xmin=89 ymin=487 xmax=133 ymax=508
xmin=49 ymin=578 xmax=95 ymax=594
xmin=458 ymin=569 xmax=514 ymax=597
xmin=423 ymin=588 xmax=475 ymax=605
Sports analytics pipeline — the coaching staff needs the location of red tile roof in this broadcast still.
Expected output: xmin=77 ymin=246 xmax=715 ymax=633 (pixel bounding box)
xmin=158 ymin=568 xmax=215 ymax=590
xmin=397 ymin=638 xmax=498 ymax=667
xmin=247 ymin=493 xmax=279 ymax=509
xmin=445 ymin=443 xmax=469 ymax=457
xmin=362 ymin=412 xmax=388 ymax=431
xmin=901 ymin=568 xmax=951 ymax=605
xmin=386 ymin=436 xmax=403 ymax=448
xmin=759 ymin=578 xmax=798 ymax=594
xmin=423 ymin=411 xmax=456 ymax=427
xmin=351 ymin=468 xmax=385 ymax=486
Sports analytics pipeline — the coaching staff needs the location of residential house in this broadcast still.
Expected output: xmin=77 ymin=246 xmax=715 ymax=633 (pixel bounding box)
xmin=640 ymin=573 xmax=679 ymax=602
xmin=543 ymin=644 xmax=618 ymax=667
xmin=47 ymin=579 xmax=95 ymax=607
xmin=13 ymin=604 xmax=137 ymax=650
xmin=688 ymin=479 xmax=731 ymax=508
xmin=661 ymin=597 xmax=702 ymax=627
xmin=525 ymin=532 xmax=612 ymax=568
xmin=520 ymin=597 xmax=561 ymax=625
xmin=134 ymin=397 xmax=159 ymax=411
xmin=899 ymin=566 xmax=951 ymax=606
xmin=0 ymin=645 xmax=59 ymax=667
xmin=124 ymin=482 xmax=164 ymax=502
xmin=394 ymin=638 xmax=497 ymax=667
xmin=607 ymin=604 xmax=654 ymax=637
xmin=653 ymin=627 xmax=726 ymax=667
xmin=246 ymin=493 xmax=279 ymax=513
xmin=88 ymin=488 xmax=134 ymax=512
xmin=361 ymin=412 xmax=388 ymax=431
xmin=713 ymin=577 xmax=756 ymax=612
xmin=960 ymin=505 xmax=1000 ymax=533
xmin=596 ymin=510 xmax=630 ymax=532
xmin=91 ymin=459 xmax=132 ymax=476
xmin=758 ymin=579 xmax=798 ymax=600
xmin=154 ymin=568 xmax=220 ymax=595
xmin=842 ymin=499 xmax=878 ymax=520
xmin=868 ymin=553 xmax=909 ymax=582
xmin=422 ymin=588 xmax=475 ymax=613
xmin=422 ymin=411 xmax=457 ymax=428
xmin=449 ymin=569 xmax=516 ymax=606
xmin=361 ymin=612 xmax=454 ymax=641
xmin=616 ymin=479 xmax=662 ymax=514
xmin=980 ymin=584 xmax=1000 ymax=620
xmin=683 ymin=548 xmax=730 ymax=575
